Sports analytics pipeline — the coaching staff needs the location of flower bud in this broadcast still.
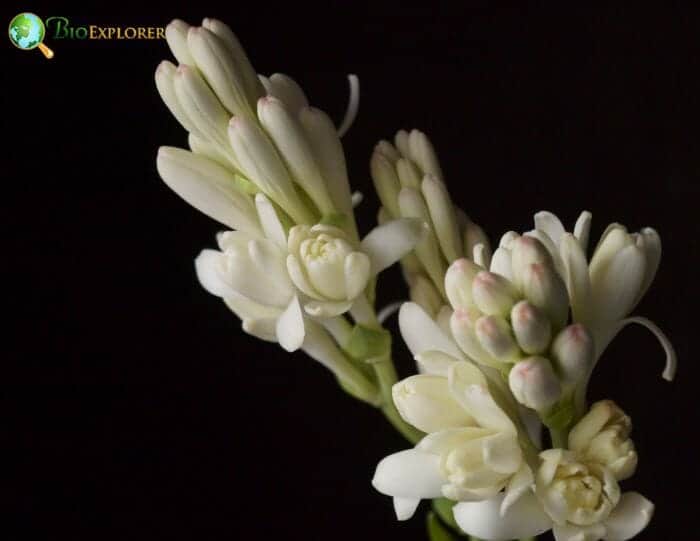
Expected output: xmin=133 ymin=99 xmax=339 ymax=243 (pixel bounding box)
xmin=407 ymin=129 xmax=444 ymax=181
xmin=551 ymin=324 xmax=594 ymax=385
xmin=475 ymin=315 xmax=520 ymax=361
xmin=396 ymin=158 xmax=422 ymax=189
xmin=174 ymin=64 xmax=231 ymax=148
xmin=472 ymin=271 xmax=519 ymax=316
xmin=450 ymin=308 xmax=497 ymax=367
xmin=510 ymin=236 xmax=553 ymax=291
xmin=370 ymin=151 xmax=401 ymax=218
xmin=165 ymin=19 xmax=193 ymax=65
xmin=508 ymin=357 xmax=562 ymax=411
xmin=511 ymin=301 xmax=551 ymax=355
xmin=520 ymin=263 xmax=569 ymax=329
xmin=259 ymin=72 xmax=308 ymax=114
xmin=445 ymin=258 xmax=481 ymax=310
xmin=464 ymin=220 xmax=491 ymax=265
xmin=410 ymin=275 xmax=443 ymax=318
xmin=569 ymin=400 xmax=637 ymax=481
xmin=422 ymin=174 xmax=463 ymax=262
xmin=155 ymin=61 xmax=200 ymax=136
xmin=187 ymin=26 xmax=257 ymax=117
xmin=257 ymin=97 xmax=334 ymax=214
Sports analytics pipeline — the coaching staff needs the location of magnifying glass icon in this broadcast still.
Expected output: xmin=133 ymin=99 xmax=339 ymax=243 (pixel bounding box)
xmin=8 ymin=13 xmax=54 ymax=59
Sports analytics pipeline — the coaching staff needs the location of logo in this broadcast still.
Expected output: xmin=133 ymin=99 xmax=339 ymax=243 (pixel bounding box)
xmin=9 ymin=14 xmax=166 ymax=59
xmin=8 ymin=12 xmax=54 ymax=58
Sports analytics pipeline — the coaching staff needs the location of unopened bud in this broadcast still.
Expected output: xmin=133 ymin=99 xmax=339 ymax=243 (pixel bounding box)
xmin=511 ymin=301 xmax=552 ymax=355
xmin=445 ymin=258 xmax=481 ymax=310
xmin=396 ymin=158 xmax=422 ymax=189
xmin=508 ymin=357 xmax=562 ymax=411
xmin=551 ymin=324 xmax=594 ymax=385
xmin=511 ymin=236 xmax=553 ymax=291
xmin=370 ymin=152 xmax=401 ymax=218
xmin=472 ymin=271 xmax=519 ymax=316
xmin=450 ymin=308 xmax=496 ymax=367
xmin=475 ymin=315 xmax=520 ymax=362
xmin=520 ymin=263 xmax=569 ymax=329
xmin=165 ymin=19 xmax=194 ymax=65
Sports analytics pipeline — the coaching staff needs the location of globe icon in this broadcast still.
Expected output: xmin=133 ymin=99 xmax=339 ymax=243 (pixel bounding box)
xmin=8 ymin=13 xmax=45 ymax=49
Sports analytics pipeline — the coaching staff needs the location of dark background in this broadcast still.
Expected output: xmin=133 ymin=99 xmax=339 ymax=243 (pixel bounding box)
xmin=5 ymin=4 xmax=698 ymax=540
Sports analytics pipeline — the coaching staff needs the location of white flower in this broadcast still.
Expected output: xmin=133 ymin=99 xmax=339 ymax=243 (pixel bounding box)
xmin=370 ymin=302 xmax=546 ymax=538
xmin=568 ymin=400 xmax=637 ymax=481
xmin=286 ymin=224 xmax=370 ymax=317
xmin=372 ymin=359 xmax=532 ymax=520
xmin=527 ymin=210 xmax=676 ymax=381
xmin=535 ymin=449 xmax=653 ymax=541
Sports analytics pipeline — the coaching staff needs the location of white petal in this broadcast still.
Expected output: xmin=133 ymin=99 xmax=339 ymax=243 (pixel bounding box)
xmin=554 ymin=523 xmax=605 ymax=541
xmin=344 ymin=252 xmax=371 ymax=299
xmin=255 ymin=194 xmax=287 ymax=248
xmin=164 ymin=20 xmax=193 ymax=65
xmin=392 ymin=375 xmax=474 ymax=433
xmin=399 ymin=303 xmax=464 ymax=359
xmin=263 ymin=73 xmax=309 ymax=113
xmin=223 ymin=293 xmax=280 ymax=321
xmin=304 ymin=299 xmax=353 ymax=317
xmin=276 ymin=296 xmax=305 ymax=352
xmin=501 ymin=464 xmax=534 ymax=515
xmin=248 ymin=239 xmax=293 ymax=294
xmin=490 ymin=247 xmax=514 ymax=281
xmin=361 ymin=218 xmax=427 ymax=275
xmin=482 ymin=432 xmax=522 ymax=474
xmin=371 ymin=449 xmax=444 ymax=499
xmin=415 ymin=350 xmax=460 ymax=376
xmin=453 ymin=492 xmax=552 ymax=541
xmin=534 ymin=211 xmax=566 ymax=247
xmin=448 ymin=362 xmax=515 ymax=433
xmin=560 ymin=233 xmax=593 ymax=325
xmin=157 ymin=147 xmax=261 ymax=235
xmin=393 ymin=497 xmax=420 ymax=521
xmin=573 ymin=210 xmax=593 ymax=252
xmin=241 ymin=318 xmax=278 ymax=342
xmin=603 ymin=492 xmax=654 ymax=541
xmin=287 ymin=255 xmax=323 ymax=300
xmin=195 ymin=249 xmax=236 ymax=298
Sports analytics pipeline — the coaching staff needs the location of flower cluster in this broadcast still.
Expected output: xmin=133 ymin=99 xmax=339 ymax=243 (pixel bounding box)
xmin=154 ymin=17 xmax=676 ymax=541
xmin=373 ymin=209 xmax=675 ymax=540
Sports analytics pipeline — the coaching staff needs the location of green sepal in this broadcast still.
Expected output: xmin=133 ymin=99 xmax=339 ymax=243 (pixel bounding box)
xmin=427 ymin=511 xmax=458 ymax=541
xmin=431 ymin=498 xmax=461 ymax=534
xmin=542 ymin=393 xmax=575 ymax=431
xmin=344 ymin=324 xmax=391 ymax=362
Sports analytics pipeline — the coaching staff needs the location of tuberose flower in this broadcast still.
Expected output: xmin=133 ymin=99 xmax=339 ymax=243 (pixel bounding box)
xmin=535 ymin=449 xmax=652 ymax=541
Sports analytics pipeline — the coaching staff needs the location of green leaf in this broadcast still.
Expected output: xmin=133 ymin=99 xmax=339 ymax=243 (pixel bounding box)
xmin=344 ymin=324 xmax=391 ymax=362
xmin=427 ymin=511 xmax=457 ymax=541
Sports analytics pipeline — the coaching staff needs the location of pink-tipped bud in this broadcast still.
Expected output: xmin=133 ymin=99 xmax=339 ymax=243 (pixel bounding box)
xmin=551 ymin=324 xmax=594 ymax=385
xmin=508 ymin=357 xmax=562 ymax=411
xmin=520 ymin=263 xmax=569 ymax=329
xmin=511 ymin=300 xmax=552 ymax=355
xmin=511 ymin=235 xmax=554 ymax=291
xmin=474 ymin=315 xmax=520 ymax=362
xmin=445 ymin=258 xmax=481 ymax=310
xmin=471 ymin=271 xmax=519 ymax=317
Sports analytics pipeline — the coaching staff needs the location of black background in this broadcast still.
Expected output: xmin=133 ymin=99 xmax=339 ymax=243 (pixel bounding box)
xmin=5 ymin=4 xmax=699 ymax=540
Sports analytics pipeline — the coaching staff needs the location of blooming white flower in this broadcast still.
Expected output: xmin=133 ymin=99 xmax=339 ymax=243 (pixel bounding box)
xmin=370 ymin=302 xmax=550 ymax=538
xmin=568 ymin=400 xmax=638 ymax=481
xmin=535 ymin=449 xmax=652 ymax=541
